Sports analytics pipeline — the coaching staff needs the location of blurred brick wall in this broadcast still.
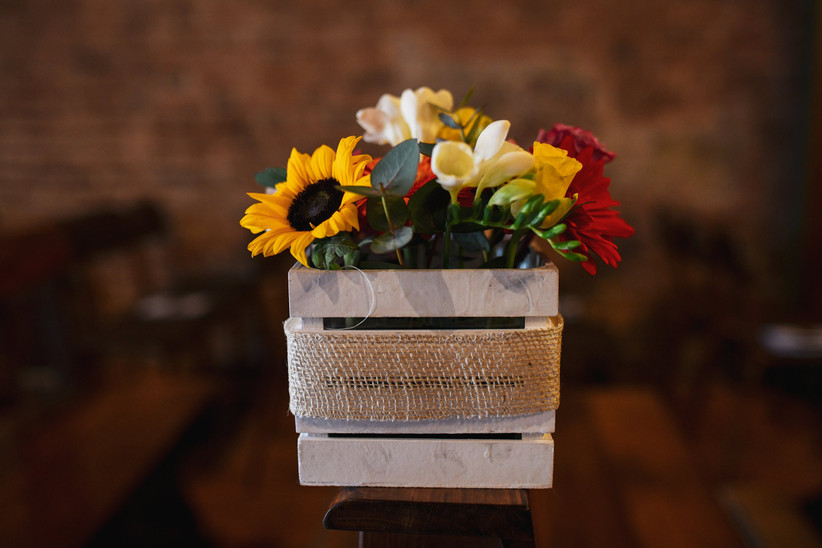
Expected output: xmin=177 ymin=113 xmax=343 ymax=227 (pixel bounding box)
xmin=0 ymin=0 xmax=814 ymax=321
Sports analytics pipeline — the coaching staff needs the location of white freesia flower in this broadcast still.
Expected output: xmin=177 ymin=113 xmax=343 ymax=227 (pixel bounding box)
xmin=356 ymin=87 xmax=453 ymax=146
xmin=431 ymin=120 xmax=534 ymax=202
xmin=356 ymin=94 xmax=410 ymax=146
xmin=431 ymin=141 xmax=477 ymax=196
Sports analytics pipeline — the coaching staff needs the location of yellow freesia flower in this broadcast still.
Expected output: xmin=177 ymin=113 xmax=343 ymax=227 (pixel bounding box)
xmin=436 ymin=107 xmax=493 ymax=144
xmin=532 ymin=142 xmax=582 ymax=201
xmin=504 ymin=142 xmax=582 ymax=227
xmin=240 ymin=136 xmax=371 ymax=266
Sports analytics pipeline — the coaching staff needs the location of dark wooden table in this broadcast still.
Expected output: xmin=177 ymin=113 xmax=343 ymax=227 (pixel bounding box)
xmin=325 ymin=486 xmax=534 ymax=547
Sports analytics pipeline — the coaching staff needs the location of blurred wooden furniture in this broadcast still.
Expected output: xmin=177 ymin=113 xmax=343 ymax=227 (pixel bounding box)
xmin=324 ymin=487 xmax=534 ymax=547
xmin=0 ymin=369 xmax=216 ymax=548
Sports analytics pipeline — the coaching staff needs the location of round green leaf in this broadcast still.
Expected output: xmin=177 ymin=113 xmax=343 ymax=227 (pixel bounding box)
xmin=370 ymin=139 xmax=420 ymax=196
xmin=366 ymin=196 xmax=409 ymax=233
xmin=371 ymin=226 xmax=413 ymax=254
xmin=255 ymin=167 xmax=287 ymax=188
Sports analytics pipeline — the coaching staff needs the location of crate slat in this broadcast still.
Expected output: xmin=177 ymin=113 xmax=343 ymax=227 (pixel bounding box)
xmin=297 ymin=433 xmax=554 ymax=488
xmin=288 ymin=264 xmax=558 ymax=318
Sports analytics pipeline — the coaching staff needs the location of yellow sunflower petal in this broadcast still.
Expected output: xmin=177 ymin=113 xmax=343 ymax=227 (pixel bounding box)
xmin=241 ymin=215 xmax=293 ymax=234
xmin=244 ymin=200 xmax=289 ymax=217
xmin=247 ymin=230 xmax=295 ymax=257
xmin=338 ymin=203 xmax=360 ymax=231
xmin=286 ymin=148 xmax=313 ymax=188
xmin=332 ymin=136 xmax=360 ymax=186
xmin=308 ymin=144 xmax=335 ymax=182
xmin=263 ymin=230 xmax=302 ymax=257
xmin=290 ymin=232 xmax=316 ymax=267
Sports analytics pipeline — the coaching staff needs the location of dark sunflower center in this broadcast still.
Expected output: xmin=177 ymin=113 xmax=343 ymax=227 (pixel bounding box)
xmin=287 ymin=178 xmax=344 ymax=231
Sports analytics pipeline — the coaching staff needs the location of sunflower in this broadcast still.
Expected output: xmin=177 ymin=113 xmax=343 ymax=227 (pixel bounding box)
xmin=240 ymin=136 xmax=371 ymax=266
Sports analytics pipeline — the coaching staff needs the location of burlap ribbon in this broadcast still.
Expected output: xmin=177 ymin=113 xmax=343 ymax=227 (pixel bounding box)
xmin=284 ymin=316 xmax=563 ymax=421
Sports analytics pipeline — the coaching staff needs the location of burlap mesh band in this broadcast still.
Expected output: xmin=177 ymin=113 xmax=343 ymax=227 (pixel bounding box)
xmin=284 ymin=316 xmax=563 ymax=421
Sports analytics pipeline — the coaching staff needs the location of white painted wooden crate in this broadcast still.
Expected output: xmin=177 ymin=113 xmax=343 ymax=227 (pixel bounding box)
xmin=286 ymin=264 xmax=561 ymax=488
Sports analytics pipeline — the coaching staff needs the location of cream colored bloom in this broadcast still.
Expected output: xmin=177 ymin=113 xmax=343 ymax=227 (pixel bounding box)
xmin=431 ymin=141 xmax=476 ymax=197
xmin=356 ymin=87 xmax=454 ymax=145
xmin=431 ymin=120 xmax=534 ymax=203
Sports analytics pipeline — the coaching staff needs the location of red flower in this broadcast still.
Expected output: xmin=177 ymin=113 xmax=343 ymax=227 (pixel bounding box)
xmin=537 ymin=124 xmax=615 ymax=164
xmin=554 ymin=135 xmax=633 ymax=275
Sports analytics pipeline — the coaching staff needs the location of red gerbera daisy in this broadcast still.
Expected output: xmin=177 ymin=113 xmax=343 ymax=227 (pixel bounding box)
xmin=554 ymin=135 xmax=633 ymax=274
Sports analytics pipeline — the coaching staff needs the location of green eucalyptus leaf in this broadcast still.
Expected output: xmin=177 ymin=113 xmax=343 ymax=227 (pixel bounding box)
xmin=418 ymin=141 xmax=435 ymax=157
xmin=255 ymin=167 xmax=288 ymax=188
xmin=453 ymin=230 xmax=490 ymax=252
xmin=438 ymin=112 xmax=462 ymax=130
xmin=408 ymin=179 xmax=449 ymax=234
xmin=371 ymin=226 xmax=413 ymax=254
xmin=337 ymin=185 xmax=387 ymax=197
xmin=371 ymin=139 xmax=420 ymax=196
xmin=366 ymin=196 xmax=408 ymax=233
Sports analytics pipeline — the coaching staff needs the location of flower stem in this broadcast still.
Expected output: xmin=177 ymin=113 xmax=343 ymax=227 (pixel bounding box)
xmin=443 ymin=203 xmax=460 ymax=269
xmin=380 ymin=191 xmax=405 ymax=267
xmin=504 ymin=228 xmax=528 ymax=268
xmin=443 ymin=224 xmax=452 ymax=269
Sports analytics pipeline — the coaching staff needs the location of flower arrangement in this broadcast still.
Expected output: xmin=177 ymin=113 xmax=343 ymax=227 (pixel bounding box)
xmin=241 ymin=86 xmax=633 ymax=273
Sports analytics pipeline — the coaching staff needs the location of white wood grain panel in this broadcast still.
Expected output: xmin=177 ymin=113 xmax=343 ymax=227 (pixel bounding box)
xmin=297 ymin=433 xmax=554 ymax=488
xmin=288 ymin=263 xmax=558 ymax=318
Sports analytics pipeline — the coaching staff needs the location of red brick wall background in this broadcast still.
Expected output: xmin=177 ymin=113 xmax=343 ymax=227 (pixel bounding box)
xmin=0 ymin=0 xmax=815 ymax=322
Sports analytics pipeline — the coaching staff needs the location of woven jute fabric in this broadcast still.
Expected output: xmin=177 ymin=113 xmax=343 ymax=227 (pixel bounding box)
xmin=284 ymin=316 xmax=563 ymax=421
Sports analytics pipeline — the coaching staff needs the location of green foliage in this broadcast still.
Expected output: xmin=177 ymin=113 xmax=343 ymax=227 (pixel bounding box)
xmin=457 ymin=86 xmax=475 ymax=109
xmin=453 ymin=230 xmax=490 ymax=252
xmin=255 ymin=167 xmax=287 ymax=188
xmin=367 ymin=196 xmax=408 ymax=232
xmin=340 ymin=185 xmax=387 ymax=198
xmin=463 ymin=110 xmax=487 ymax=146
xmin=533 ymin=223 xmax=567 ymax=240
xmin=371 ymin=226 xmax=413 ymax=254
xmin=438 ymin=112 xmax=462 ymax=130
xmin=418 ymin=141 xmax=435 ymax=157
xmin=311 ymin=233 xmax=360 ymax=270
xmin=370 ymin=139 xmax=419 ymax=196
xmin=408 ymin=179 xmax=449 ymax=234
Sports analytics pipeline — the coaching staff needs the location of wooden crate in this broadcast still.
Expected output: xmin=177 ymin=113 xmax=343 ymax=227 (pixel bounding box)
xmin=285 ymin=264 xmax=561 ymax=488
